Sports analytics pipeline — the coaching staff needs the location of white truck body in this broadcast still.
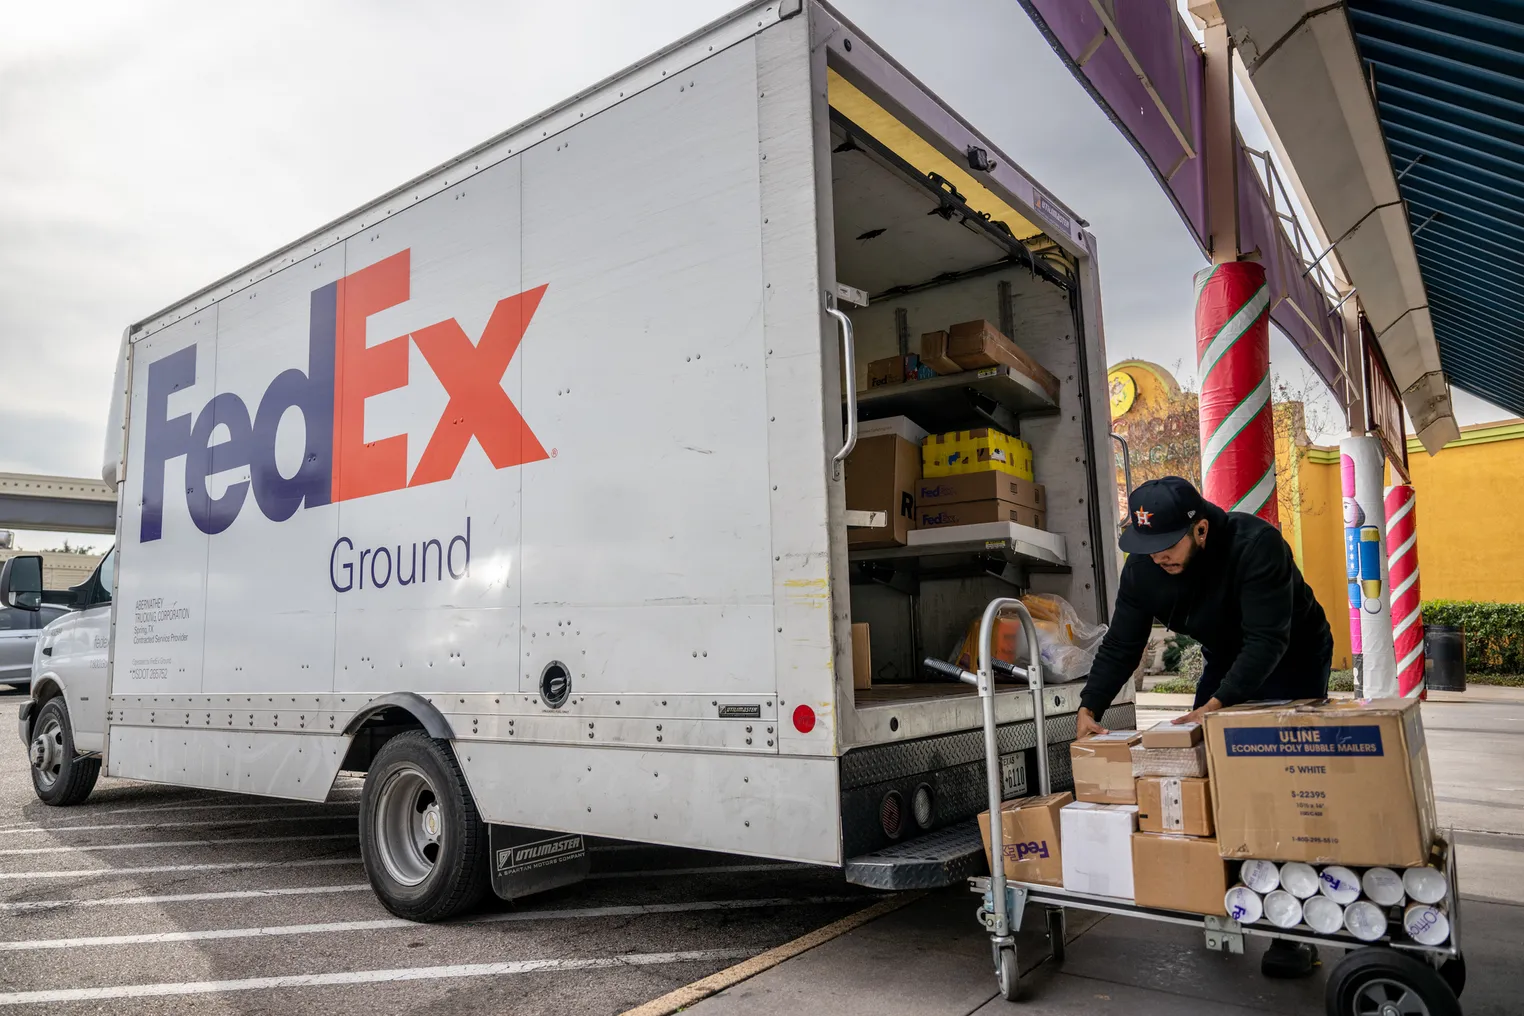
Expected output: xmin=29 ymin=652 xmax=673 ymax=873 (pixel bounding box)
xmin=38 ymin=1 xmax=1129 ymax=879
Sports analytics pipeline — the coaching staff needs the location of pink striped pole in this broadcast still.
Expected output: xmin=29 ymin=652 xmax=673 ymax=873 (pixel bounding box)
xmin=1384 ymin=485 xmax=1425 ymax=698
xmin=1195 ymin=261 xmax=1277 ymax=522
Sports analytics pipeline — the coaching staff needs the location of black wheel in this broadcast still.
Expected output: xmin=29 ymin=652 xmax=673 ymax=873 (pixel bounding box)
xmin=28 ymin=698 xmax=99 ymax=806
xmin=1325 ymin=947 xmax=1460 ymax=1016
xmin=996 ymin=944 xmax=1020 ymax=1002
xmin=1046 ymin=906 xmax=1067 ymax=963
xmin=1438 ymin=955 xmax=1465 ymax=998
xmin=359 ymin=731 xmax=490 ymax=922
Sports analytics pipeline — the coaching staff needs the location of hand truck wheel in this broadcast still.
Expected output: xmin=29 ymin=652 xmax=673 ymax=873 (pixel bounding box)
xmin=1325 ymin=946 xmax=1460 ymax=1016
xmin=996 ymin=944 xmax=1020 ymax=1002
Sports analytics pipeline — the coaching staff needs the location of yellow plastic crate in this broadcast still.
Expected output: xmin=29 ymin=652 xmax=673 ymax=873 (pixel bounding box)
xmin=922 ymin=429 xmax=1034 ymax=480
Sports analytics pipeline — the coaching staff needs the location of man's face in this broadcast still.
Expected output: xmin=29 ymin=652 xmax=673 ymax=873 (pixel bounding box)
xmin=1150 ymin=520 xmax=1209 ymax=574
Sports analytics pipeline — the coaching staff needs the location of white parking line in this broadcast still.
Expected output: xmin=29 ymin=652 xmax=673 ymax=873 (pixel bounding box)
xmin=0 ymin=949 xmax=751 ymax=1006
xmin=0 ymin=856 xmax=362 ymax=880
xmin=0 ymin=833 xmax=356 ymax=856
xmin=0 ymin=884 xmax=373 ymax=913
xmin=0 ymin=812 xmax=358 ymax=836
xmin=0 ymin=895 xmax=868 ymax=951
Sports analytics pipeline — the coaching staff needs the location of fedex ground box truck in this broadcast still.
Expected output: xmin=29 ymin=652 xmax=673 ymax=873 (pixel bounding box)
xmin=10 ymin=0 xmax=1131 ymax=921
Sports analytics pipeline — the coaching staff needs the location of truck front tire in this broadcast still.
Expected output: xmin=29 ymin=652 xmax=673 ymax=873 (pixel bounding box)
xmin=29 ymin=698 xmax=100 ymax=806
xmin=359 ymin=731 xmax=491 ymax=922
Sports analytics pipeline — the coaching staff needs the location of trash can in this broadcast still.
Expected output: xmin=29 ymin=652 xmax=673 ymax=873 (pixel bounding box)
xmin=1425 ymin=624 xmax=1466 ymax=692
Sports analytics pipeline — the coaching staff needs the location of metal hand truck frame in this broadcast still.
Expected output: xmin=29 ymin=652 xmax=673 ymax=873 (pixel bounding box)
xmin=940 ymin=597 xmax=1468 ymax=1015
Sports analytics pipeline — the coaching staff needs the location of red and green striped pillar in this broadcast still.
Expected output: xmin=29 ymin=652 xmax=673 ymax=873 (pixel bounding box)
xmin=1194 ymin=261 xmax=1276 ymax=522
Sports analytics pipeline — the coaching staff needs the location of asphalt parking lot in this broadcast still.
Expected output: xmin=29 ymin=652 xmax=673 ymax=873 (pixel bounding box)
xmin=0 ymin=685 xmax=880 ymax=1016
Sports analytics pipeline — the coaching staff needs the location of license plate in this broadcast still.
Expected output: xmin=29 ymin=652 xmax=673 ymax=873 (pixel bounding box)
xmin=1001 ymin=753 xmax=1027 ymax=798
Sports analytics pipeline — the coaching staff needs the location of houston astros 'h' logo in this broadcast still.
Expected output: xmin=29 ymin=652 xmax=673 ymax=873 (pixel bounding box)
xmin=1134 ymin=508 xmax=1153 ymax=528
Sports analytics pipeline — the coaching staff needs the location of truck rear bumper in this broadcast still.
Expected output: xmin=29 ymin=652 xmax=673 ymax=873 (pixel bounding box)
xmin=841 ymin=701 xmax=1136 ymax=888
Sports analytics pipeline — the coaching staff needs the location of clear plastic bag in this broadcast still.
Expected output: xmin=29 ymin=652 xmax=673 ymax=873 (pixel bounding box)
xmin=947 ymin=593 xmax=1107 ymax=684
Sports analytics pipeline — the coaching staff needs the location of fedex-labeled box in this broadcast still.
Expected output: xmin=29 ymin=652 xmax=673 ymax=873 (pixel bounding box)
xmin=977 ymin=792 xmax=1071 ymax=886
xmin=1060 ymin=801 xmax=1138 ymax=899
xmin=1206 ymin=699 xmax=1437 ymax=866
xmin=844 ymin=435 xmax=920 ymax=549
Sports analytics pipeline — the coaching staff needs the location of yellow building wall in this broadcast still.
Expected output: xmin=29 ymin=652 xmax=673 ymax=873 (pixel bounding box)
xmin=1295 ymin=449 xmax=1352 ymax=670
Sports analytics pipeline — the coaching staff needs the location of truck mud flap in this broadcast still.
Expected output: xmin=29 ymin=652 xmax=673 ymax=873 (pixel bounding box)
xmin=488 ymin=826 xmax=590 ymax=902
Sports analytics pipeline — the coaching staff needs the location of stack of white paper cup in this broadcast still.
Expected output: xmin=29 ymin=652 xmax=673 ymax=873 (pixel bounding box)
xmin=1319 ymin=865 xmax=1361 ymax=904
xmin=1361 ymin=867 xmax=1407 ymax=907
xmin=1279 ymin=862 xmax=1320 ymax=899
xmin=1344 ymin=900 xmax=1388 ymax=942
xmin=1404 ymin=866 xmax=1447 ymax=905
xmin=1263 ymin=890 xmax=1303 ymax=929
xmin=1404 ymin=903 xmax=1450 ymax=946
xmin=1240 ymin=860 xmax=1280 ymax=894
xmin=1224 ymin=885 xmax=1264 ymax=924
xmin=1302 ymin=895 xmax=1345 ymax=935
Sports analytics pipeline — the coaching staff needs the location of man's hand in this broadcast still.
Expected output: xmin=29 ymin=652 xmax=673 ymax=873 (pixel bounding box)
xmin=1076 ymin=707 xmax=1108 ymax=739
xmin=1173 ymin=697 xmax=1223 ymax=726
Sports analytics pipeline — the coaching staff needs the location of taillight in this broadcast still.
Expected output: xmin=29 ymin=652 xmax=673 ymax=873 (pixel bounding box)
xmin=912 ymin=783 xmax=934 ymax=830
xmin=792 ymin=704 xmax=816 ymax=733
xmin=880 ymin=791 xmax=905 ymax=839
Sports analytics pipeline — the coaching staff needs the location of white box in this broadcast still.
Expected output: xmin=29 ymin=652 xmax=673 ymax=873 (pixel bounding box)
xmin=1060 ymin=801 xmax=1139 ymax=900
xmin=857 ymin=415 xmax=930 ymax=446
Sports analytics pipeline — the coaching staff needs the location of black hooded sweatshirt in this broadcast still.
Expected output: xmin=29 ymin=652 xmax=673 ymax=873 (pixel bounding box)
xmin=1078 ymin=501 xmax=1334 ymax=716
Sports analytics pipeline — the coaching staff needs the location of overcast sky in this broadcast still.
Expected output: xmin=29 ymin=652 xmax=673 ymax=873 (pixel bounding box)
xmin=1 ymin=0 xmax=1508 ymax=551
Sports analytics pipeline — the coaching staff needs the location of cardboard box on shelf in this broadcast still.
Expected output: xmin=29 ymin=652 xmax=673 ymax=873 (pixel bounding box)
xmin=1130 ymin=743 xmax=1208 ymax=778
xmin=1060 ymin=802 xmax=1138 ymax=899
xmin=1131 ymin=833 xmax=1229 ymax=915
xmin=919 ymin=330 xmax=961 ymax=375
xmin=1136 ymin=777 xmax=1214 ymax=837
xmin=845 ymin=435 xmax=920 ymax=549
xmin=918 ymin=500 xmax=1046 ymax=532
xmin=851 ymin=623 xmax=872 ymax=691
xmin=922 ymin=429 xmax=1034 ymax=480
xmin=915 ymin=473 xmax=1045 ymax=512
xmin=858 ymin=415 xmax=930 ymax=447
xmin=1071 ymin=732 xmax=1142 ymax=804
xmin=945 ymin=319 xmax=1061 ymax=403
xmin=865 ymin=356 xmax=906 ymax=389
xmin=1206 ymin=698 xmax=1438 ymax=866
xmin=1142 ymin=720 xmax=1202 ymax=749
xmin=977 ymin=792 xmax=1072 ymax=887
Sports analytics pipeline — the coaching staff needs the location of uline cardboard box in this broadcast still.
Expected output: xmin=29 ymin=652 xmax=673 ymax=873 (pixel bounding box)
xmin=946 ymin=319 xmax=1061 ymax=402
xmin=1071 ymin=732 xmax=1142 ymax=804
xmin=1206 ymin=698 xmax=1438 ymax=866
xmin=851 ymin=623 xmax=872 ymax=691
xmin=1060 ymin=802 xmax=1138 ymax=899
xmin=1136 ymin=776 xmax=1214 ymax=837
xmin=844 ymin=435 xmax=920 ymax=549
xmin=919 ymin=330 xmax=961 ymax=375
xmin=918 ymin=500 xmax=1046 ymax=532
xmin=977 ymin=792 xmax=1072 ymax=886
xmin=1142 ymin=720 xmax=1202 ymax=749
xmin=916 ymin=473 xmax=1045 ymax=512
xmin=1131 ymin=833 xmax=1228 ymax=915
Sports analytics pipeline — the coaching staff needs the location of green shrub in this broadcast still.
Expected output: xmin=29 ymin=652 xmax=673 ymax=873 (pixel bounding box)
xmin=1421 ymin=600 xmax=1524 ymax=675
xmin=1162 ymin=634 xmax=1198 ymax=673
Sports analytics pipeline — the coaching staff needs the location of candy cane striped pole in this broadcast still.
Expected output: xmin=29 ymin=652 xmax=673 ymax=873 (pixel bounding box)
xmin=1385 ymin=484 xmax=1426 ymax=699
xmin=1195 ymin=261 xmax=1277 ymax=522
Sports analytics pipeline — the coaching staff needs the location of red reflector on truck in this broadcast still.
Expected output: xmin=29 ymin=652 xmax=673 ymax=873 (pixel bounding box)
xmin=792 ymin=705 xmax=816 ymax=733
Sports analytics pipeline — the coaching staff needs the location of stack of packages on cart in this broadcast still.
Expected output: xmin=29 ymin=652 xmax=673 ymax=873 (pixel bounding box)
xmin=979 ymin=699 xmax=1451 ymax=947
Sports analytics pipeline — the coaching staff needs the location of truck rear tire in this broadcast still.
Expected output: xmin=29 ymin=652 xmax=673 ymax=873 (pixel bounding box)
xmin=29 ymin=698 xmax=100 ymax=806
xmin=359 ymin=731 xmax=491 ymax=922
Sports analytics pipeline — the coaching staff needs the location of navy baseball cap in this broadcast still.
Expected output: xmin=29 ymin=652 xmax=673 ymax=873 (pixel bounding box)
xmin=1119 ymin=477 xmax=1205 ymax=554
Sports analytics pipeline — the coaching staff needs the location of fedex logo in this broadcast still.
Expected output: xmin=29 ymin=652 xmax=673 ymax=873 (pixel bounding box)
xmin=139 ymin=250 xmax=548 ymax=542
xmin=1000 ymin=840 xmax=1052 ymax=862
